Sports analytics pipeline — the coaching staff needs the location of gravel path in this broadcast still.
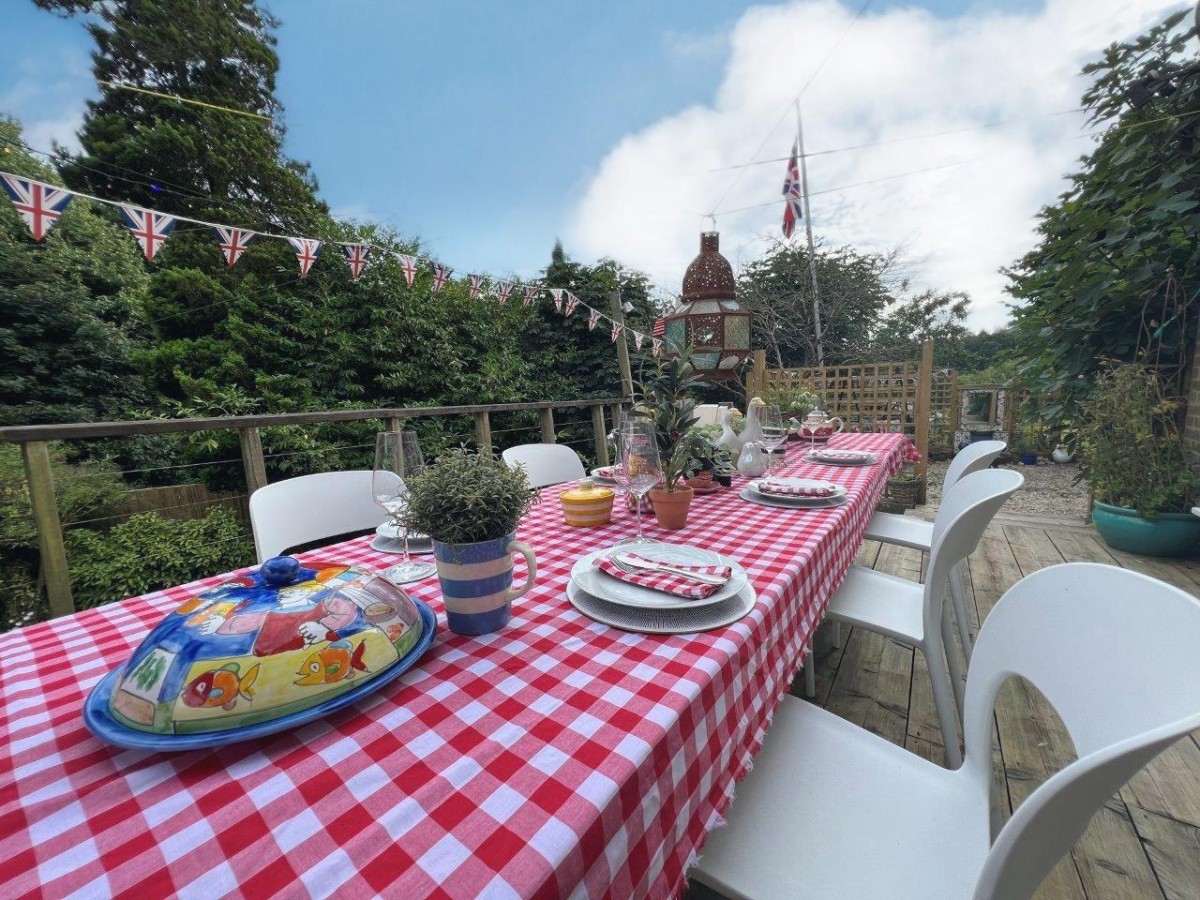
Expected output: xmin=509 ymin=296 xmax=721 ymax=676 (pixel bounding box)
xmin=926 ymin=458 xmax=1090 ymax=521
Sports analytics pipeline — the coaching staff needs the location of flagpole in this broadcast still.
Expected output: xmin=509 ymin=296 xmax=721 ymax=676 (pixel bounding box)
xmin=795 ymin=101 xmax=825 ymax=366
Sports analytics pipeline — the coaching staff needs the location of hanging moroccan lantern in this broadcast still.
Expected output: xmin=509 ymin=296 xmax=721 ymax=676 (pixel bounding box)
xmin=663 ymin=231 xmax=751 ymax=380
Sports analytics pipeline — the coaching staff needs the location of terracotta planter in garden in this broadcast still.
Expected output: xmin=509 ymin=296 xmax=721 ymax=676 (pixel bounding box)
xmin=649 ymin=485 xmax=694 ymax=530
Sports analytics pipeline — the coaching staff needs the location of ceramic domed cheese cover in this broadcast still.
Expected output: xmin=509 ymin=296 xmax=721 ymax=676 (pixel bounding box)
xmin=101 ymin=557 xmax=428 ymax=739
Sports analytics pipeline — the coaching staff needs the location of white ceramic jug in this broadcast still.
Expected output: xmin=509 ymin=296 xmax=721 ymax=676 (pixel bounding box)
xmin=737 ymin=441 xmax=769 ymax=478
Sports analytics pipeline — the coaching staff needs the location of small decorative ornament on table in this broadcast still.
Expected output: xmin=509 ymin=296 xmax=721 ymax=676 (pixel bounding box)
xmin=83 ymin=555 xmax=436 ymax=750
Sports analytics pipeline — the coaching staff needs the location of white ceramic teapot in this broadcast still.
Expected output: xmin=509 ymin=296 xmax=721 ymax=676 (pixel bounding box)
xmin=798 ymin=408 xmax=844 ymax=441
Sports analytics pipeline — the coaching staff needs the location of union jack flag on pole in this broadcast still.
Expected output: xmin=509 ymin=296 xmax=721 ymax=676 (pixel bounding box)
xmin=120 ymin=205 xmax=177 ymax=261
xmin=610 ymin=321 xmax=624 ymax=343
xmin=396 ymin=253 xmax=419 ymax=288
xmin=0 ymin=175 xmax=74 ymax=241
xmin=341 ymin=244 xmax=371 ymax=281
xmin=288 ymin=237 xmax=322 ymax=277
xmin=633 ymin=331 xmax=644 ymax=351
xmin=496 ymin=281 xmax=513 ymax=306
xmin=782 ymin=138 xmax=803 ymax=239
xmin=588 ymin=308 xmax=601 ymax=331
xmin=564 ymin=292 xmax=580 ymax=318
xmin=211 ymin=226 xmax=256 ymax=267
xmin=523 ymin=285 xmax=539 ymax=307
xmin=429 ymin=262 xmax=452 ymax=294
xmin=469 ymin=274 xmax=485 ymax=300
xmin=549 ymin=288 xmax=564 ymax=313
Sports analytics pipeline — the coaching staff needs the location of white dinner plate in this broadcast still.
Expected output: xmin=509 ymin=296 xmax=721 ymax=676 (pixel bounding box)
xmin=589 ymin=468 xmax=620 ymax=484
xmin=372 ymin=522 xmax=434 ymax=554
xmin=803 ymin=450 xmax=877 ymax=466
xmin=739 ymin=487 xmax=848 ymax=510
xmin=567 ymin=580 xmax=757 ymax=634
xmin=570 ymin=545 xmax=748 ymax=610
xmin=748 ymin=478 xmax=846 ymax=505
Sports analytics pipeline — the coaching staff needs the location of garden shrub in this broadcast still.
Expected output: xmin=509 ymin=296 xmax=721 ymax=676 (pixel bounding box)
xmin=65 ymin=508 xmax=255 ymax=609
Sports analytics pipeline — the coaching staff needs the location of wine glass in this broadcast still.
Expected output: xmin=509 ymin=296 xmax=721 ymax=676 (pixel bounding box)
xmin=373 ymin=431 xmax=436 ymax=583
xmin=759 ymin=404 xmax=788 ymax=481
xmin=613 ymin=420 xmax=662 ymax=546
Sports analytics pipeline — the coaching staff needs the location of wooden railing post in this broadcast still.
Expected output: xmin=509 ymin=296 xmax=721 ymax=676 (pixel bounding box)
xmin=238 ymin=427 xmax=268 ymax=497
xmin=915 ymin=339 xmax=933 ymax=504
xmin=540 ymin=408 xmax=556 ymax=444
xmin=591 ymin=404 xmax=609 ymax=467
xmin=749 ymin=349 xmax=766 ymax=400
xmin=21 ymin=441 xmax=74 ymax=618
xmin=386 ymin=415 xmax=404 ymax=434
xmin=474 ymin=411 xmax=493 ymax=456
xmin=949 ymin=370 xmax=960 ymax=436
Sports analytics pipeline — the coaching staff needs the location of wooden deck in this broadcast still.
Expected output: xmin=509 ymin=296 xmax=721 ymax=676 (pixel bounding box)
xmin=690 ymin=511 xmax=1200 ymax=899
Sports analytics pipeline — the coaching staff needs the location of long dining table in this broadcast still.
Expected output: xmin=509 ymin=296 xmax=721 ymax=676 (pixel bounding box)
xmin=0 ymin=432 xmax=909 ymax=899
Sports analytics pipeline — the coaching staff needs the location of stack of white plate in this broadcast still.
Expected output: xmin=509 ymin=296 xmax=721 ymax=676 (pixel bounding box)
xmin=803 ymin=448 xmax=877 ymax=466
xmin=740 ymin=477 xmax=848 ymax=509
xmin=589 ymin=467 xmax=619 ymax=485
xmin=567 ymin=544 xmax=756 ymax=634
xmin=371 ymin=522 xmax=434 ymax=554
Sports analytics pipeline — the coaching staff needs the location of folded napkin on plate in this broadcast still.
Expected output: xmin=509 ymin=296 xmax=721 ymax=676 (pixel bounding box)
xmin=594 ymin=552 xmax=732 ymax=600
xmin=757 ymin=480 xmax=839 ymax=497
xmin=596 ymin=466 xmax=617 ymax=478
xmin=810 ymin=450 xmax=873 ymax=462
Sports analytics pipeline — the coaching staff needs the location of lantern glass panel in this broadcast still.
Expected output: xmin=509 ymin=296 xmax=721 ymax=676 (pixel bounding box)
xmin=665 ymin=318 xmax=687 ymax=348
xmin=726 ymin=314 xmax=750 ymax=350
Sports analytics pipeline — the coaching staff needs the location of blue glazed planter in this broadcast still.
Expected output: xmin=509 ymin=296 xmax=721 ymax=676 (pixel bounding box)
xmin=432 ymin=534 xmax=537 ymax=635
xmin=1092 ymin=501 xmax=1200 ymax=558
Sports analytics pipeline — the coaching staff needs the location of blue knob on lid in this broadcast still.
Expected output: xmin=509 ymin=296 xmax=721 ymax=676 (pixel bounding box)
xmin=261 ymin=556 xmax=301 ymax=587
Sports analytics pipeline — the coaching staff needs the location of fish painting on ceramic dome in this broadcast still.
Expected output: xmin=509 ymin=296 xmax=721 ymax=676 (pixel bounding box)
xmin=107 ymin=560 xmax=425 ymax=737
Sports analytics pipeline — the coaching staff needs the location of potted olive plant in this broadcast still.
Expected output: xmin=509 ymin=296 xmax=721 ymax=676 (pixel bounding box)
xmin=1079 ymin=364 xmax=1200 ymax=557
xmin=399 ymin=448 xmax=538 ymax=634
xmin=633 ymin=351 xmax=705 ymax=529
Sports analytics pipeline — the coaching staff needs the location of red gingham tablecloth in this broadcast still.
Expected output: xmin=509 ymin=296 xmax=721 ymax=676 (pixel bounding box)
xmin=0 ymin=433 xmax=908 ymax=899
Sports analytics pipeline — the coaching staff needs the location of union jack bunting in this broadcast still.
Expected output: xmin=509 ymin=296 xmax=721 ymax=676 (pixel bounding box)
xmin=120 ymin=205 xmax=177 ymax=261
xmin=341 ymin=244 xmax=371 ymax=281
xmin=588 ymin=308 xmax=601 ymax=331
xmin=523 ymin=285 xmax=539 ymax=307
xmin=0 ymin=174 xmax=74 ymax=241
xmin=610 ymin=321 xmax=624 ymax=342
xmin=211 ymin=226 xmax=256 ymax=267
xmin=396 ymin=253 xmax=420 ymax=289
xmin=782 ymin=138 xmax=804 ymax=239
xmin=429 ymin=262 xmax=452 ymax=294
xmin=496 ymin=281 xmax=513 ymax=306
xmin=652 ymin=338 xmax=664 ymax=357
xmin=564 ymin=292 xmax=580 ymax=317
xmin=633 ymin=331 xmax=644 ymax=351
xmin=469 ymin=274 xmax=485 ymax=300
xmin=549 ymin=288 xmax=564 ymax=313
xmin=288 ymin=237 xmax=322 ymax=277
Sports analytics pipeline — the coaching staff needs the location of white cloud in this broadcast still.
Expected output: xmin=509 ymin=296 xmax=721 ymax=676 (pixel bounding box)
xmin=567 ymin=0 xmax=1181 ymax=330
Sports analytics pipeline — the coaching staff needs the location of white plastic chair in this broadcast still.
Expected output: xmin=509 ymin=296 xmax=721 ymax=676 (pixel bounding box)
xmin=249 ymin=470 xmax=386 ymax=563
xmin=827 ymin=468 xmax=1023 ymax=767
xmin=863 ymin=439 xmax=1008 ymax=659
xmin=693 ymin=403 xmax=725 ymax=428
xmin=501 ymin=443 xmax=585 ymax=488
xmin=692 ymin=563 xmax=1200 ymax=899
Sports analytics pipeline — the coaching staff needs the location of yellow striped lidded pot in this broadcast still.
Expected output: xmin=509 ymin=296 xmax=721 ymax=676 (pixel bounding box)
xmin=560 ymin=478 xmax=615 ymax=527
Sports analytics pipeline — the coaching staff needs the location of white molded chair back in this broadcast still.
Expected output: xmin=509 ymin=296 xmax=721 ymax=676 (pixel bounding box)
xmin=944 ymin=440 xmax=1007 ymax=494
xmin=501 ymin=443 xmax=585 ymax=488
xmin=966 ymin=564 xmax=1200 ymax=899
xmin=249 ymin=470 xmax=385 ymax=563
xmin=693 ymin=404 xmax=724 ymax=428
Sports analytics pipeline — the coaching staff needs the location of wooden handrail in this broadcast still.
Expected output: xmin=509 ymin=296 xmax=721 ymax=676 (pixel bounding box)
xmin=0 ymin=398 xmax=627 ymax=443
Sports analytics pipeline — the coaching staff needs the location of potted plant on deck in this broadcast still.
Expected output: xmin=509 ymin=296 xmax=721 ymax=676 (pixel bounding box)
xmin=633 ymin=351 xmax=705 ymax=529
xmin=399 ymin=447 xmax=539 ymax=634
xmin=1078 ymin=364 xmax=1200 ymax=557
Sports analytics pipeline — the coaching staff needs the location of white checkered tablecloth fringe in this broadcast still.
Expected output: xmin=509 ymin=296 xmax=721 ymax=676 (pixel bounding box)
xmin=0 ymin=434 xmax=908 ymax=898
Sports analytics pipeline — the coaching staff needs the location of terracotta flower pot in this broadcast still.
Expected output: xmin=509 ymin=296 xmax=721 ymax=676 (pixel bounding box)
xmin=649 ymin=485 xmax=694 ymax=530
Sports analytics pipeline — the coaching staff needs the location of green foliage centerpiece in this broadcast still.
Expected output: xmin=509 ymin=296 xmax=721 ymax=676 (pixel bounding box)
xmin=633 ymin=351 xmax=705 ymax=529
xmin=1078 ymin=365 xmax=1200 ymax=557
xmin=399 ymin=448 xmax=539 ymax=635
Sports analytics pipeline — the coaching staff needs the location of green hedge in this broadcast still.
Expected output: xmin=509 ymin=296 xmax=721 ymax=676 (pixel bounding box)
xmin=65 ymin=508 xmax=255 ymax=609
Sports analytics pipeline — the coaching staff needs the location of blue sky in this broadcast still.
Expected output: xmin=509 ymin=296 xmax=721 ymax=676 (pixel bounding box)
xmin=0 ymin=0 xmax=1174 ymax=326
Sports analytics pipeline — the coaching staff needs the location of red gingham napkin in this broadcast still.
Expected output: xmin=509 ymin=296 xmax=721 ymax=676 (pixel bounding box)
xmin=594 ymin=552 xmax=733 ymax=599
xmin=596 ymin=466 xmax=618 ymax=478
xmin=756 ymin=479 xmax=839 ymax=497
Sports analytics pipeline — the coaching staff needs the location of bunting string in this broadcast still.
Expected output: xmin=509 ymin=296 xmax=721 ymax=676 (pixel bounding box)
xmin=0 ymin=170 xmax=657 ymax=352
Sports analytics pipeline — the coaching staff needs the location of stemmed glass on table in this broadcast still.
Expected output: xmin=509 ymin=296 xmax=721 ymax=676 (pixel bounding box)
xmin=758 ymin=404 xmax=788 ymax=482
xmin=372 ymin=430 xmax=436 ymax=583
xmin=613 ymin=419 xmax=662 ymax=546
